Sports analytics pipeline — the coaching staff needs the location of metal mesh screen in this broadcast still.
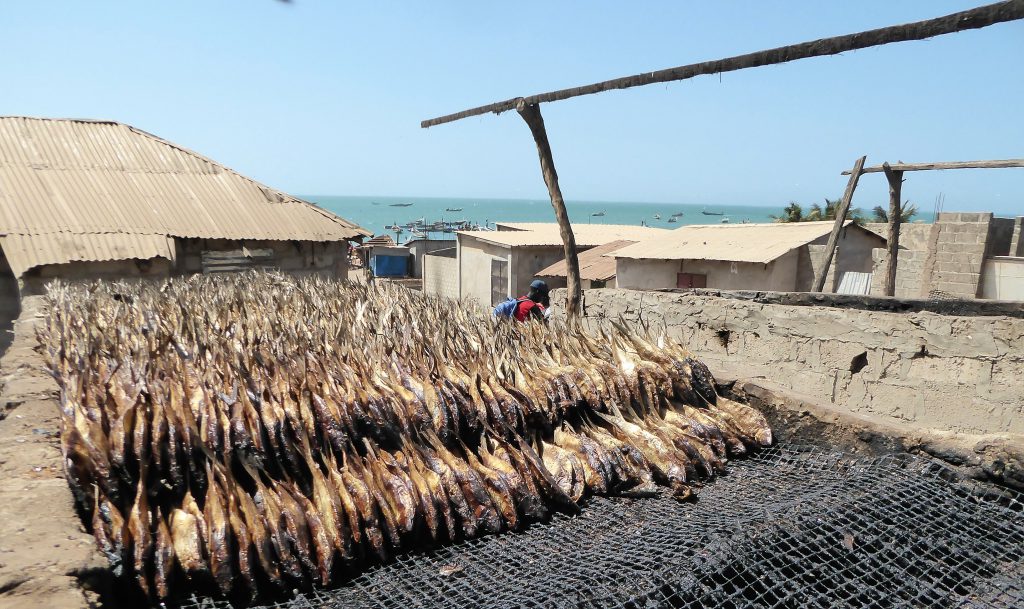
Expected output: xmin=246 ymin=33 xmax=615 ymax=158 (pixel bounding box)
xmin=177 ymin=445 xmax=1024 ymax=609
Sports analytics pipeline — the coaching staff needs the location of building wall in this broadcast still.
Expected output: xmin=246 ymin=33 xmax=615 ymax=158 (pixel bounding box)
xmin=457 ymin=236 xmax=512 ymax=306
xmin=980 ymin=257 xmax=1024 ymax=300
xmin=796 ymin=245 xmax=838 ymax=292
xmin=406 ymin=239 xmax=455 ymax=278
xmin=813 ymin=226 xmax=884 ymax=280
xmin=1009 ymin=217 xmax=1024 ymax=257
xmin=616 ymin=258 xmax=679 ymax=289
xmin=422 ymin=248 xmax=458 ymax=299
xmin=561 ymin=288 xmax=1024 ymax=436
xmin=987 ymin=217 xmax=1016 ymax=257
xmin=870 ymin=248 xmax=925 ymax=298
xmin=0 ymin=252 xmax=19 ymax=356
xmin=510 ymin=245 xmax=572 ymax=297
xmin=865 ymin=222 xmax=932 ymax=251
xmin=174 ymin=239 xmax=348 ymax=279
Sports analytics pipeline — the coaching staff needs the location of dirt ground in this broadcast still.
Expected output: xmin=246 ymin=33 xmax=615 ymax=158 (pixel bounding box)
xmin=0 ymin=296 xmax=104 ymax=609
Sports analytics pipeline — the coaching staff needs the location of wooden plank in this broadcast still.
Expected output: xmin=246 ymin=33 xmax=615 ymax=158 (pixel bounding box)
xmin=813 ymin=156 xmax=867 ymax=293
xmin=882 ymin=163 xmax=904 ymax=297
xmin=844 ymin=158 xmax=1024 ymax=174
xmin=516 ymin=101 xmax=582 ymax=320
xmin=422 ymin=1 xmax=1024 ymax=128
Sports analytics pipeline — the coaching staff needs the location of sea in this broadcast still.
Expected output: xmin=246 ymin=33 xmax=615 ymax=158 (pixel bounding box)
xmin=305 ymin=195 xmax=839 ymax=241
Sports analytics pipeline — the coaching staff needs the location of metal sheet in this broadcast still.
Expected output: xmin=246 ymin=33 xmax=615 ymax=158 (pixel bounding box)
xmin=0 ymin=117 xmax=369 ymax=276
xmin=837 ymin=271 xmax=874 ymax=295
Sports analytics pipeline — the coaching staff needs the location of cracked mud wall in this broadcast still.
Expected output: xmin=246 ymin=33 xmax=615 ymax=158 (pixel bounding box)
xmin=560 ymin=288 xmax=1024 ymax=436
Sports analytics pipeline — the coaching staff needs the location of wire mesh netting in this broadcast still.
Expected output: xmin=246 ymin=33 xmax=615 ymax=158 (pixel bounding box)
xmin=178 ymin=445 xmax=1024 ymax=609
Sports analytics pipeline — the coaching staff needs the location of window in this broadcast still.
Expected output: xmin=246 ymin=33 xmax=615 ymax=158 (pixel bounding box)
xmin=676 ymin=273 xmax=707 ymax=289
xmin=490 ymin=258 xmax=509 ymax=305
xmin=591 ymin=279 xmax=607 ymax=289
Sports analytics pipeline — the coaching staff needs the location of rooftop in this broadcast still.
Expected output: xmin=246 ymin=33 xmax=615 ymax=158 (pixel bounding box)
xmin=535 ymin=240 xmax=636 ymax=281
xmin=0 ymin=116 xmax=369 ymax=276
xmin=458 ymin=223 xmax=666 ymax=248
xmin=613 ymin=221 xmax=881 ymax=263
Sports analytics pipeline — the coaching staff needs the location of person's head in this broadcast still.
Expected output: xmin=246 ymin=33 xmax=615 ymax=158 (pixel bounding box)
xmin=527 ymin=279 xmax=550 ymax=306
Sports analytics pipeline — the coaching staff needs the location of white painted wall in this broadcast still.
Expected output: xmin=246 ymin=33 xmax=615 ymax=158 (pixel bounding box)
xmin=980 ymin=257 xmax=1024 ymax=300
xmin=617 ymin=253 xmax=799 ymax=291
xmin=457 ymin=235 xmax=512 ymax=306
xmin=615 ymin=258 xmax=679 ymax=289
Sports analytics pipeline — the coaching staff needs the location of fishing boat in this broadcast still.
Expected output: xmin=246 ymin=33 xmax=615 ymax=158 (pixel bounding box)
xmin=591 ymin=211 xmax=606 ymax=217
xmin=445 ymin=207 xmax=463 ymax=212
xmin=667 ymin=217 xmax=678 ymax=223
xmin=653 ymin=214 xmax=662 ymax=220
xmin=390 ymin=202 xmax=414 ymax=207
xmin=721 ymin=217 xmax=731 ymax=224
xmin=671 ymin=212 xmax=684 ymax=218
xmin=702 ymin=208 xmax=724 ymax=216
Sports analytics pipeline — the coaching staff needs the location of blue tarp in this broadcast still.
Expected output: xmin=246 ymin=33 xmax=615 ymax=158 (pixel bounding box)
xmin=371 ymin=255 xmax=408 ymax=277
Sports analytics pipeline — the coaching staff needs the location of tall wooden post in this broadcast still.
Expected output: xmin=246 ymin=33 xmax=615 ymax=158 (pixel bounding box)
xmin=882 ymin=162 xmax=904 ymax=297
xmin=516 ymin=99 xmax=583 ymax=320
xmin=813 ymin=155 xmax=867 ymax=292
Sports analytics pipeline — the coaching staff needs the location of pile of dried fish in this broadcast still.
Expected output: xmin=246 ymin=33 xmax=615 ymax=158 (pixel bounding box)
xmin=40 ymin=272 xmax=771 ymax=602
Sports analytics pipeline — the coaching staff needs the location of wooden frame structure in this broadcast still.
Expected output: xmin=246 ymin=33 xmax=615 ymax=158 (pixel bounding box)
xmin=824 ymin=158 xmax=1024 ymax=296
xmin=421 ymin=1 xmax=1024 ymax=318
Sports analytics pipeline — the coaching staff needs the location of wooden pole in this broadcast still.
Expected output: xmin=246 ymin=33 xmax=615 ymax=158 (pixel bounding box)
xmin=423 ymin=1 xmax=1024 ymax=128
xmin=813 ymin=155 xmax=867 ymax=292
xmin=882 ymin=162 xmax=904 ymax=297
xmin=844 ymin=158 xmax=1024 ymax=174
xmin=515 ymin=100 xmax=583 ymax=320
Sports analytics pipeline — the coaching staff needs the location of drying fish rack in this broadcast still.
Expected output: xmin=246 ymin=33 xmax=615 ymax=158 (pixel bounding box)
xmin=178 ymin=444 xmax=1024 ymax=609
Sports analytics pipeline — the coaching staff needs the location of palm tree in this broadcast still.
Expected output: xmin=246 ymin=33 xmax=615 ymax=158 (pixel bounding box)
xmin=871 ymin=202 xmax=919 ymax=223
xmin=771 ymin=202 xmax=804 ymax=223
xmin=774 ymin=198 xmax=865 ymax=224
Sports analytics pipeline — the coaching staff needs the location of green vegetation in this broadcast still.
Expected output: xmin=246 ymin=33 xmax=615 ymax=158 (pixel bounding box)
xmin=771 ymin=198 xmax=866 ymax=224
xmin=870 ymin=202 xmax=919 ymax=223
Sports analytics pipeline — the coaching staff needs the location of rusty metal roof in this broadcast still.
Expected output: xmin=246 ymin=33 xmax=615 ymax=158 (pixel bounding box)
xmin=612 ymin=221 xmax=879 ymax=263
xmin=0 ymin=117 xmax=369 ymax=276
xmin=535 ymin=240 xmax=635 ymax=281
xmin=459 ymin=224 xmax=666 ymax=248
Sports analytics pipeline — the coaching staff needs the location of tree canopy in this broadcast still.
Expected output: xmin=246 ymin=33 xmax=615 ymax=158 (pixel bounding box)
xmin=771 ymin=198 xmax=865 ymax=224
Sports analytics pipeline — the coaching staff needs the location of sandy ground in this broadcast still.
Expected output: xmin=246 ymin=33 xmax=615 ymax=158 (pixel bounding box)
xmin=0 ymin=296 xmax=104 ymax=609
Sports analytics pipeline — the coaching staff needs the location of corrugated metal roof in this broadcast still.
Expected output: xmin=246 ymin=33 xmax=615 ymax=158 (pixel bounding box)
xmin=612 ymin=221 xmax=875 ymax=263
xmin=0 ymin=117 xmax=369 ymax=276
xmin=459 ymin=224 xmax=666 ymax=248
xmin=535 ymin=240 xmax=635 ymax=281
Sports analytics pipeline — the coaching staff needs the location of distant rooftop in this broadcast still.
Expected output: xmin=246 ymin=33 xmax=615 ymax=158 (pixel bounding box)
xmin=613 ymin=221 xmax=882 ymax=264
xmin=535 ymin=240 xmax=636 ymax=281
xmin=459 ymin=223 xmax=666 ymax=248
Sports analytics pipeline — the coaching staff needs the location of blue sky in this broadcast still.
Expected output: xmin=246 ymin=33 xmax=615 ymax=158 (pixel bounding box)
xmin=2 ymin=1 xmax=1021 ymax=213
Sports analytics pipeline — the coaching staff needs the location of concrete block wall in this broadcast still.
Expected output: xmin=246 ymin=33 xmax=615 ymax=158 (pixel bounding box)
xmin=423 ymin=250 xmax=458 ymax=299
xmin=920 ymin=212 xmax=992 ymax=299
xmin=870 ymin=248 xmax=925 ymax=298
xmin=1009 ymin=217 xmax=1024 ymax=257
xmin=559 ymin=288 xmax=1024 ymax=436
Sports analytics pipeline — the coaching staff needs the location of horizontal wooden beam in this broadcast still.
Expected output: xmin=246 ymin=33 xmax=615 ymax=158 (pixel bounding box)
xmin=421 ymin=1 xmax=1024 ymax=128
xmin=843 ymin=159 xmax=1024 ymax=174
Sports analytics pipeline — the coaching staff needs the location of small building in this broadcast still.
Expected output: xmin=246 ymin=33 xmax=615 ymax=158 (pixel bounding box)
xmin=403 ymin=238 xmax=455 ymax=278
xmin=0 ymin=116 xmax=369 ymax=346
xmin=534 ymin=240 xmax=636 ymax=289
xmin=612 ymin=221 xmax=885 ymax=293
xmin=440 ymin=223 xmax=667 ymax=304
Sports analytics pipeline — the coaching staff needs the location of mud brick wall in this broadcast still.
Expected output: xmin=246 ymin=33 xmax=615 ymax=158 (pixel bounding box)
xmin=555 ymin=288 xmax=1024 ymax=436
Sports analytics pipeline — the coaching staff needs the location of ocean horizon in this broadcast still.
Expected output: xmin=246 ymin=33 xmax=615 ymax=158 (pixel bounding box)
xmin=306 ymin=195 xmax=937 ymax=240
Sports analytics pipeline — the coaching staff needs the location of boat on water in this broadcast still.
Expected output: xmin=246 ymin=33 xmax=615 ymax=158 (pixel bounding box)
xmin=445 ymin=207 xmax=463 ymax=212
xmin=667 ymin=217 xmax=678 ymax=223
xmin=390 ymin=202 xmax=414 ymax=207
xmin=653 ymin=214 xmax=662 ymax=220
xmin=591 ymin=211 xmax=606 ymax=217
xmin=371 ymin=201 xmax=380 ymax=206
xmin=702 ymin=208 xmax=724 ymax=216
xmin=721 ymin=217 xmax=730 ymax=224
xmin=671 ymin=212 xmax=684 ymax=218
